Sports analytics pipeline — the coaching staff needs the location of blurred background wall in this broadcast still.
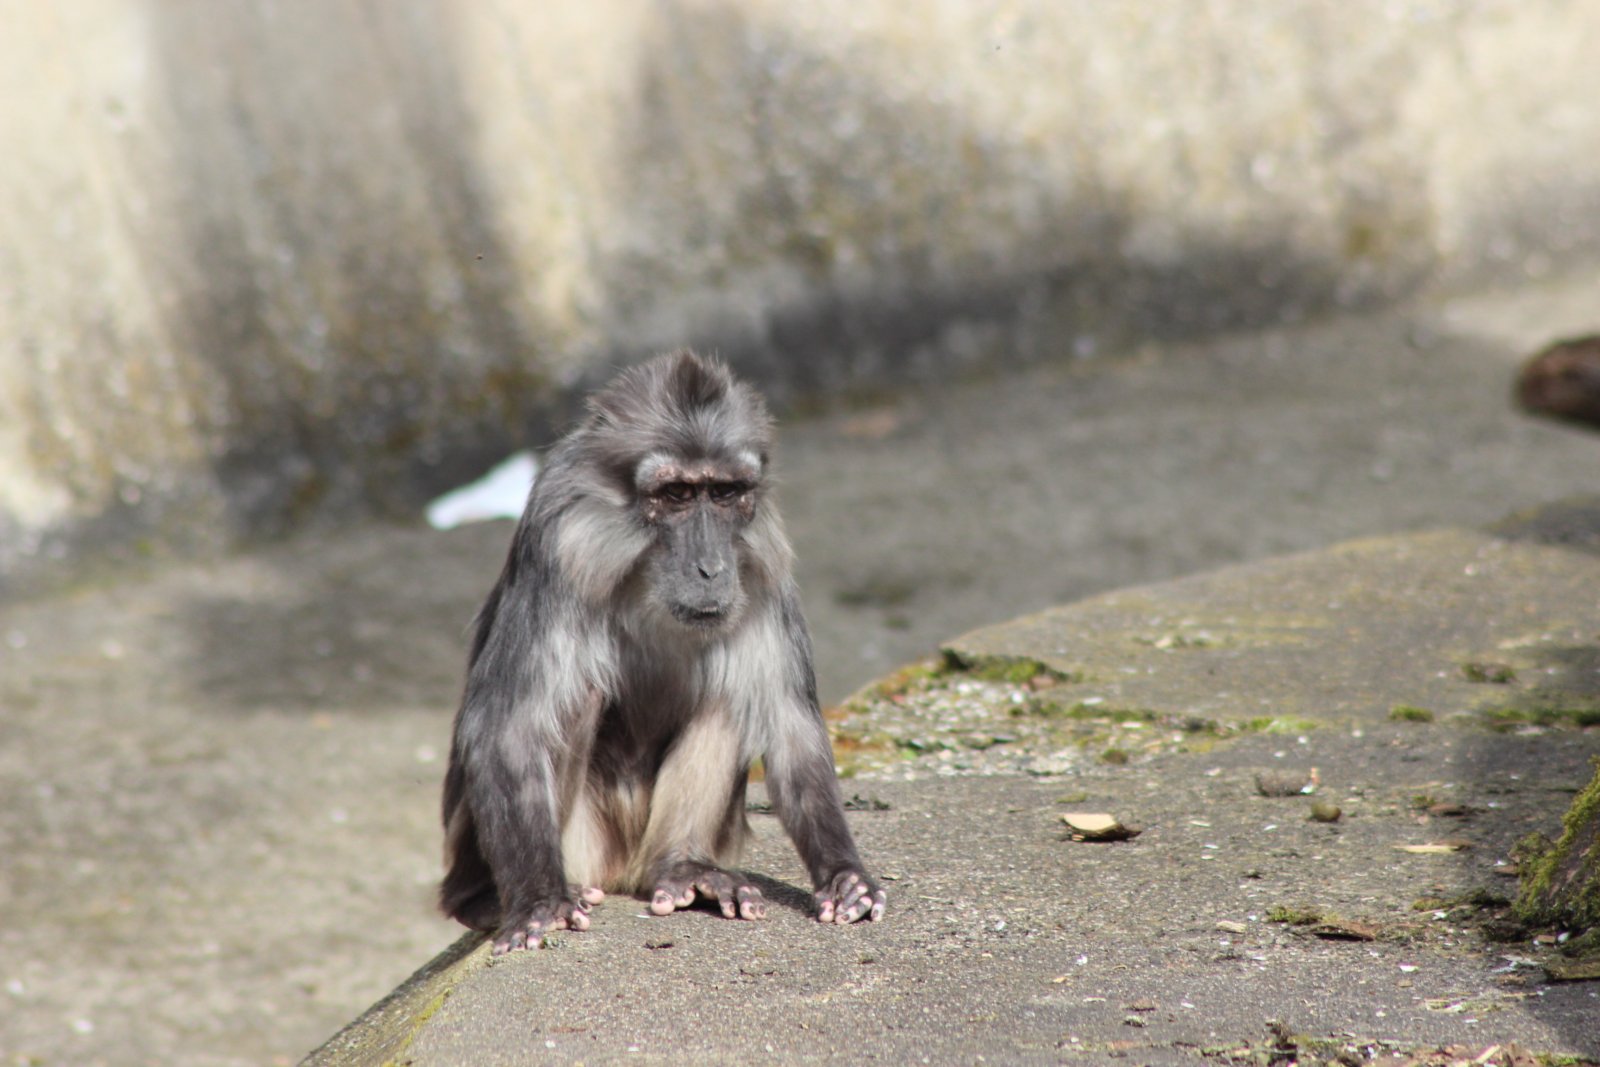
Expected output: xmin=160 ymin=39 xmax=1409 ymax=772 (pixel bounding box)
xmin=3 ymin=0 xmax=1598 ymax=593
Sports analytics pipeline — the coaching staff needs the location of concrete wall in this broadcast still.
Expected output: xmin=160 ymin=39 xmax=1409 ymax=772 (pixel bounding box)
xmin=4 ymin=0 xmax=1599 ymax=591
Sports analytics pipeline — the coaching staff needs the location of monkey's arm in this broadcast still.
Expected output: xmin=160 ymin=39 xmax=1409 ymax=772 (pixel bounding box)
xmin=444 ymin=582 xmax=601 ymax=954
xmin=763 ymin=592 xmax=887 ymax=924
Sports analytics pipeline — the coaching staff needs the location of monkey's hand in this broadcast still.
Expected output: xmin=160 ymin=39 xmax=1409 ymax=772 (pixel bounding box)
xmin=648 ymin=860 xmax=767 ymax=920
xmin=815 ymin=869 xmax=886 ymax=924
xmin=490 ymin=890 xmax=599 ymax=955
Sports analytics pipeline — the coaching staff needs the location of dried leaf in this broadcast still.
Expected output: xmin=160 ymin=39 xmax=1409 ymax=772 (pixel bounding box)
xmin=1308 ymin=920 xmax=1379 ymax=941
xmin=1397 ymin=842 xmax=1469 ymax=854
xmin=1060 ymin=812 xmax=1141 ymax=841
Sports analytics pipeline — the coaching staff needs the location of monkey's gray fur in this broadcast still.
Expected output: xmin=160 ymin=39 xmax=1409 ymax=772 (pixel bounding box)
xmin=440 ymin=350 xmax=885 ymax=954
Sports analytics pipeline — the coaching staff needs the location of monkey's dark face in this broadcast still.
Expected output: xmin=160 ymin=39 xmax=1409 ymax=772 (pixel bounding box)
xmin=635 ymin=453 xmax=760 ymax=631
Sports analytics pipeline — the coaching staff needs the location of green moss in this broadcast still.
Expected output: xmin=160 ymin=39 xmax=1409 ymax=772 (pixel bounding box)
xmin=1482 ymin=702 xmax=1600 ymax=729
xmin=1389 ymin=704 xmax=1435 ymax=723
xmin=940 ymin=650 xmax=1079 ymax=686
xmin=1240 ymin=715 xmax=1321 ymax=735
xmin=1462 ymin=661 xmax=1517 ymax=684
xmin=1514 ymin=758 xmax=1600 ymax=932
xmin=1099 ymin=748 xmax=1130 ymax=766
xmin=1023 ymin=700 xmax=1158 ymax=723
xmin=380 ymin=987 xmax=453 ymax=1067
xmin=1265 ymin=905 xmax=1322 ymax=925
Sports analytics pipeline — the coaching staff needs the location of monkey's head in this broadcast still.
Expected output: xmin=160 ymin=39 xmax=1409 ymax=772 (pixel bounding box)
xmin=584 ymin=351 xmax=779 ymax=634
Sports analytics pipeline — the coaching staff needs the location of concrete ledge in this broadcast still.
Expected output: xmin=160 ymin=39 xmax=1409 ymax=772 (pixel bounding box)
xmin=305 ymin=507 xmax=1600 ymax=1064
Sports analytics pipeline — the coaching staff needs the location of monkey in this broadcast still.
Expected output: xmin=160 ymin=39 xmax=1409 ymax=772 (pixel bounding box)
xmin=439 ymin=350 xmax=886 ymax=954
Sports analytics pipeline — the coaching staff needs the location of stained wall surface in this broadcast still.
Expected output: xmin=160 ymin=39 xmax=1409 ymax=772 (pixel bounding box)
xmin=4 ymin=1 xmax=1597 ymax=588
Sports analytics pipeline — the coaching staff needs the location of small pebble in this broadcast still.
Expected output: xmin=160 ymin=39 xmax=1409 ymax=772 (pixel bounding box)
xmin=1256 ymin=770 xmax=1312 ymax=797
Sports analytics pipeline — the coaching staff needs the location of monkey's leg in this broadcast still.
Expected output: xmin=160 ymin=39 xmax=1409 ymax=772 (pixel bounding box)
xmin=633 ymin=710 xmax=765 ymax=920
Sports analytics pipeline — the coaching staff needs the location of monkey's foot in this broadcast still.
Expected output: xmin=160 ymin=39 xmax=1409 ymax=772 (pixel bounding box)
xmin=648 ymin=861 xmax=766 ymax=920
xmin=815 ymin=869 xmax=886 ymax=924
xmin=490 ymin=895 xmax=593 ymax=955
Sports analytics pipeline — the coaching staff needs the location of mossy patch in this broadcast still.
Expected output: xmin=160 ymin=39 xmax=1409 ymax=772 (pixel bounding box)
xmin=377 ymin=986 xmax=453 ymax=1067
xmin=940 ymin=649 xmax=1080 ymax=686
xmin=1462 ymin=661 xmax=1517 ymax=684
xmin=1389 ymin=704 xmax=1435 ymax=723
xmin=1514 ymin=757 xmax=1600 ymax=934
xmin=1266 ymin=905 xmax=1323 ymax=925
xmin=1480 ymin=701 xmax=1600 ymax=730
xmin=1239 ymin=715 xmax=1321 ymax=735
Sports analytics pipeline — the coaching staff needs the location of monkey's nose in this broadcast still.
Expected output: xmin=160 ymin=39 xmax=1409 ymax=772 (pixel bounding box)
xmin=696 ymin=560 xmax=724 ymax=580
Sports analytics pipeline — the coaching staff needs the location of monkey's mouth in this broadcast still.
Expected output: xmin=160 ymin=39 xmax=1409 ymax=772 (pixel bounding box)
xmin=670 ymin=604 xmax=731 ymax=628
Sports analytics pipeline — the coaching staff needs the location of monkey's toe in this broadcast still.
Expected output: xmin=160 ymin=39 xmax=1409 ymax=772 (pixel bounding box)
xmin=648 ymin=863 xmax=766 ymax=920
xmin=816 ymin=869 xmax=887 ymax=924
xmin=490 ymin=897 xmax=591 ymax=953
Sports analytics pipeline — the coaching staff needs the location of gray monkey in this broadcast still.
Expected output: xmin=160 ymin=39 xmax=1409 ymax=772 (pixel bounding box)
xmin=440 ymin=350 xmax=886 ymax=954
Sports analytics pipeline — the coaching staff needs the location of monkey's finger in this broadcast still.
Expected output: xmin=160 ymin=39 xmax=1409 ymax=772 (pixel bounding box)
xmin=579 ymin=885 xmax=606 ymax=905
xmin=649 ymin=889 xmax=678 ymax=915
xmin=567 ymin=908 xmax=590 ymax=932
xmin=736 ymin=885 xmax=766 ymax=920
xmin=836 ymin=894 xmax=873 ymax=923
xmin=869 ymin=890 xmax=887 ymax=922
xmin=695 ymin=878 xmax=739 ymax=919
xmin=493 ymin=925 xmax=535 ymax=954
xmin=815 ymin=896 xmax=836 ymax=923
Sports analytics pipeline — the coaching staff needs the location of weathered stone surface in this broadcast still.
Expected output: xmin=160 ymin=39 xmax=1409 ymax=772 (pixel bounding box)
xmin=5 ymin=1 xmax=1600 ymax=589
xmin=946 ymin=517 xmax=1600 ymax=733
xmin=304 ymin=737 xmax=1600 ymax=1065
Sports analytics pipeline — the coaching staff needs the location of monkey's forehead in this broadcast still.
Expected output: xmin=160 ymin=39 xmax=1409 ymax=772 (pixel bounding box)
xmin=634 ymin=450 xmax=762 ymax=490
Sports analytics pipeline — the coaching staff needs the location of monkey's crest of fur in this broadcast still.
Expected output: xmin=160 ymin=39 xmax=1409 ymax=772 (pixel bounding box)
xmin=584 ymin=351 xmax=773 ymax=475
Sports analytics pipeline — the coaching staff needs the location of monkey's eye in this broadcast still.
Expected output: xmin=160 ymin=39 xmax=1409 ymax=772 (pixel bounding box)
xmin=708 ymin=482 xmax=747 ymax=503
xmin=659 ymin=482 xmax=696 ymax=503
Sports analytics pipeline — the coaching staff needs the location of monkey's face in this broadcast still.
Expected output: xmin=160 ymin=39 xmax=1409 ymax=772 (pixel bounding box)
xmin=635 ymin=454 xmax=760 ymax=632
